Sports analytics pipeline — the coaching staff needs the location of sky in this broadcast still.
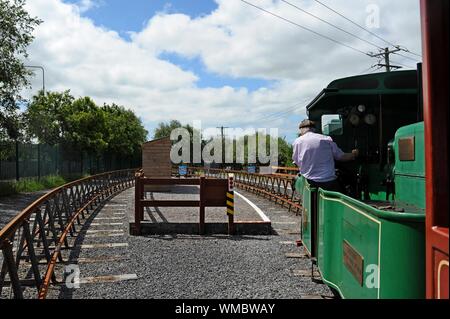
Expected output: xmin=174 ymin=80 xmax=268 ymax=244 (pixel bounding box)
xmin=22 ymin=0 xmax=423 ymax=142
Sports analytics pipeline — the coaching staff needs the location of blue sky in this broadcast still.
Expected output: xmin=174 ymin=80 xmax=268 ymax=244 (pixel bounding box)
xmin=60 ymin=0 xmax=288 ymax=139
xmin=65 ymin=0 xmax=219 ymax=35
xmin=158 ymin=52 xmax=274 ymax=90
xmin=27 ymin=0 xmax=422 ymax=143
xmin=64 ymin=0 xmax=274 ymax=91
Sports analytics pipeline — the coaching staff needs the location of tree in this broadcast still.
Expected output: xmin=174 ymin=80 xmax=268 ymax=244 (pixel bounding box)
xmin=154 ymin=120 xmax=184 ymax=139
xmin=25 ymin=90 xmax=74 ymax=145
xmin=154 ymin=120 xmax=201 ymax=165
xmin=278 ymin=137 xmax=294 ymax=167
xmin=26 ymin=91 xmax=148 ymax=161
xmin=102 ymin=103 xmax=148 ymax=156
xmin=64 ymin=97 xmax=108 ymax=155
xmin=0 ymin=0 xmax=41 ymax=139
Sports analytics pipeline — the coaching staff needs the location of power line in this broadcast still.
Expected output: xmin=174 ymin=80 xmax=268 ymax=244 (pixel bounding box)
xmin=396 ymin=45 xmax=423 ymax=58
xmin=279 ymin=0 xmax=421 ymax=69
xmin=280 ymin=0 xmax=383 ymax=50
xmin=240 ymin=0 xmax=372 ymax=57
xmin=359 ymin=64 xmax=378 ymax=75
xmin=389 ymin=60 xmax=415 ymax=69
xmin=253 ymin=103 xmax=303 ymax=123
xmin=393 ymin=52 xmax=421 ymax=62
xmin=312 ymin=0 xmax=423 ymax=58
xmin=257 ymin=108 xmax=301 ymax=123
xmin=253 ymin=97 xmax=312 ymax=121
xmin=255 ymin=98 xmax=313 ymax=123
xmin=313 ymin=0 xmax=397 ymax=47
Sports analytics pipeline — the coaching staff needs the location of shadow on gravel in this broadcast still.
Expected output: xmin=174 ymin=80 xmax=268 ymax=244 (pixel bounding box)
xmin=0 ymin=190 xmax=49 ymax=228
xmin=56 ymin=192 xmax=124 ymax=300
xmin=145 ymin=193 xmax=169 ymax=223
xmin=141 ymin=234 xmax=273 ymax=242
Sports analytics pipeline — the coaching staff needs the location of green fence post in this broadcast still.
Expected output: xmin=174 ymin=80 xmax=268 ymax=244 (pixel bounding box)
xmin=37 ymin=144 xmax=41 ymax=180
xmin=15 ymin=140 xmax=19 ymax=181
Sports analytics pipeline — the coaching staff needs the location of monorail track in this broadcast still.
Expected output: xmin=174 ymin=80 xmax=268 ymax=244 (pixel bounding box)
xmin=0 ymin=168 xmax=334 ymax=299
xmin=0 ymin=170 xmax=135 ymax=299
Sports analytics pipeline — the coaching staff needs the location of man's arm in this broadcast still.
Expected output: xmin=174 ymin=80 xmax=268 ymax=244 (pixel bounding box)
xmin=337 ymin=149 xmax=359 ymax=162
xmin=330 ymin=138 xmax=359 ymax=162
xmin=292 ymin=140 xmax=301 ymax=167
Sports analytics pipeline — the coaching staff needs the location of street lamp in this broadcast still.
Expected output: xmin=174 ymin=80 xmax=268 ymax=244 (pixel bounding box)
xmin=25 ymin=65 xmax=45 ymax=94
xmin=23 ymin=65 xmax=46 ymax=181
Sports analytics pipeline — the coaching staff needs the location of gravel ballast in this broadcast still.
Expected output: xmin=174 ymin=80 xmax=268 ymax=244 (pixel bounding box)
xmin=53 ymin=187 xmax=335 ymax=299
xmin=0 ymin=190 xmax=49 ymax=229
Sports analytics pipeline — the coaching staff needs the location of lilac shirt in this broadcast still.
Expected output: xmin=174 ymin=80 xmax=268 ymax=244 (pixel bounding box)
xmin=292 ymin=132 xmax=345 ymax=183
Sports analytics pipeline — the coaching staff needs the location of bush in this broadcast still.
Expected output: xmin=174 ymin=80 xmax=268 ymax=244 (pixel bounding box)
xmin=14 ymin=179 xmax=43 ymax=193
xmin=40 ymin=175 xmax=66 ymax=189
xmin=0 ymin=175 xmax=69 ymax=197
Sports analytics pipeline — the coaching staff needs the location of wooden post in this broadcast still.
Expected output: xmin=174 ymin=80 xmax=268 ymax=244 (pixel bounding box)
xmin=228 ymin=209 xmax=235 ymax=235
xmin=139 ymin=179 xmax=145 ymax=222
xmin=134 ymin=176 xmax=142 ymax=235
xmin=227 ymin=174 xmax=235 ymax=235
xmin=199 ymin=176 xmax=206 ymax=235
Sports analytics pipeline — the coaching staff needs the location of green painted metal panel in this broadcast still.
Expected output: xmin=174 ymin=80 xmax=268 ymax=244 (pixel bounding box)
xmin=295 ymin=177 xmax=315 ymax=256
xmin=394 ymin=122 xmax=425 ymax=209
xmin=395 ymin=122 xmax=425 ymax=177
xmin=307 ymin=70 xmax=418 ymax=112
xmin=395 ymin=175 xmax=426 ymax=210
xmin=317 ymin=189 xmax=425 ymax=299
xmin=318 ymin=191 xmax=380 ymax=298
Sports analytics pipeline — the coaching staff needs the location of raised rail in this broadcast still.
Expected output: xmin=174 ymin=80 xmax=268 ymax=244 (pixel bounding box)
xmin=271 ymin=166 xmax=300 ymax=178
xmin=189 ymin=168 xmax=303 ymax=214
xmin=0 ymin=169 xmax=136 ymax=299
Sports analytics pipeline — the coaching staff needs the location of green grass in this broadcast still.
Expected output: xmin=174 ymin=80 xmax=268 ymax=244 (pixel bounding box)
xmin=0 ymin=175 xmax=71 ymax=197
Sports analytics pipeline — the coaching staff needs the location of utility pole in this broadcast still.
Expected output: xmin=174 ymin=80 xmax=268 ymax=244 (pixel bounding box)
xmin=369 ymin=47 xmax=402 ymax=72
xmin=217 ymin=126 xmax=229 ymax=167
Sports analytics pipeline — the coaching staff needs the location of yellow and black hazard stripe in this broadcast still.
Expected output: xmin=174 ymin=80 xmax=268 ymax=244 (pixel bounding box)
xmin=226 ymin=191 xmax=234 ymax=216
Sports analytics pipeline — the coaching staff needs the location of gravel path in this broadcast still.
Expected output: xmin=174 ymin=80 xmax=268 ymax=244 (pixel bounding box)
xmin=53 ymin=187 xmax=335 ymax=299
xmin=0 ymin=190 xmax=49 ymax=229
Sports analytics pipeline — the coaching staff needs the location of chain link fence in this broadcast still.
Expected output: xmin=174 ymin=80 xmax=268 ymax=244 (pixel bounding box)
xmin=0 ymin=142 xmax=141 ymax=181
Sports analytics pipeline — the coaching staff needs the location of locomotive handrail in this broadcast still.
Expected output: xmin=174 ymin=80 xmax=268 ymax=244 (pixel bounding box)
xmin=0 ymin=169 xmax=137 ymax=299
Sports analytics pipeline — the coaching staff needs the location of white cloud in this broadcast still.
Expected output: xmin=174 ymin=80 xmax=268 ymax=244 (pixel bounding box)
xmin=74 ymin=0 xmax=103 ymax=13
xmin=23 ymin=0 xmax=422 ymax=140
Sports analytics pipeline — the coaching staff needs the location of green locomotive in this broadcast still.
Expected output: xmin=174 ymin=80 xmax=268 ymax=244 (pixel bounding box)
xmin=295 ymin=70 xmax=425 ymax=299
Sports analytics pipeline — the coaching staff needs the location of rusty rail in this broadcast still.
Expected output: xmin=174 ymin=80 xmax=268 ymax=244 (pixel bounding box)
xmin=0 ymin=169 xmax=136 ymax=299
xmin=271 ymin=166 xmax=300 ymax=178
xmin=190 ymin=168 xmax=302 ymax=214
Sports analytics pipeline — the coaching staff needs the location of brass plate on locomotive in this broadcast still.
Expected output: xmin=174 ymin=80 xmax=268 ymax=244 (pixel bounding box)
xmin=343 ymin=240 xmax=364 ymax=286
xmin=398 ymin=136 xmax=415 ymax=161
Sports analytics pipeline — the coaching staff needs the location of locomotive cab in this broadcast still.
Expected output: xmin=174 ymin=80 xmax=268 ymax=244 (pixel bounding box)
xmin=307 ymin=70 xmax=422 ymax=205
xmin=296 ymin=70 xmax=426 ymax=299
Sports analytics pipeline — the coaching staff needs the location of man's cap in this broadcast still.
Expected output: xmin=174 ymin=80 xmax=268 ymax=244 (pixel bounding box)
xmin=299 ymin=119 xmax=316 ymax=129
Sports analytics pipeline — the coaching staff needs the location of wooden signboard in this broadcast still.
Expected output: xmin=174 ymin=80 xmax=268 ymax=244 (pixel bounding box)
xmin=142 ymin=137 xmax=172 ymax=191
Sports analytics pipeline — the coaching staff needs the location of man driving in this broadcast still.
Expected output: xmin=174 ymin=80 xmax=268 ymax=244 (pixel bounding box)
xmin=292 ymin=119 xmax=359 ymax=192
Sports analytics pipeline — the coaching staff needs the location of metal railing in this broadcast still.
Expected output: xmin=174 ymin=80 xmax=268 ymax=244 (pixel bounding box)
xmin=0 ymin=169 xmax=136 ymax=299
xmin=189 ymin=168 xmax=303 ymax=214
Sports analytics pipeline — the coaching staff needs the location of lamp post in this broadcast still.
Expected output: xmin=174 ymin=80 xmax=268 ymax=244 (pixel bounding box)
xmin=24 ymin=65 xmax=46 ymax=180
xmin=25 ymin=65 xmax=45 ymax=94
